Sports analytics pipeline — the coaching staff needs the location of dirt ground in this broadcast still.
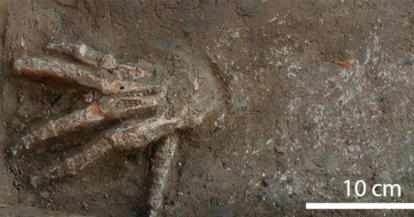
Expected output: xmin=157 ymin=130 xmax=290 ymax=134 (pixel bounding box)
xmin=2 ymin=0 xmax=414 ymax=216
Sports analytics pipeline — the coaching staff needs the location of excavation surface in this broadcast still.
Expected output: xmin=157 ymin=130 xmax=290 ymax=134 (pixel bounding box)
xmin=1 ymin=1 xmax=414 ymax=217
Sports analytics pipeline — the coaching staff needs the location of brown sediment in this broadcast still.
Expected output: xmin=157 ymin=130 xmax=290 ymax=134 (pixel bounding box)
xmin=334 ymin=60 xmax=350 ymax=69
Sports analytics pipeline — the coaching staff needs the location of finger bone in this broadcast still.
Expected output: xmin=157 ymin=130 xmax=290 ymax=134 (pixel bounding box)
xmin=100 ymin=54 xmax=118 ymax=70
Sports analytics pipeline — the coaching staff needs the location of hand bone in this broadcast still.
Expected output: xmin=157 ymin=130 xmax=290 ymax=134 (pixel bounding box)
xmin=12 ymin=42 xmax=221 ymax=217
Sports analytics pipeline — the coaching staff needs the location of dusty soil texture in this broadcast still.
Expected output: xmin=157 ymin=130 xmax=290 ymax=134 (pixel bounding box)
xmin=2 ymin=0 xmax=414 ymax=216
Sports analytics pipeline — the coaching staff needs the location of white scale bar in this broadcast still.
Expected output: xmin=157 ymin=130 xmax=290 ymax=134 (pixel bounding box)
xmin=306 ymin=203 xmax=414 ymax=210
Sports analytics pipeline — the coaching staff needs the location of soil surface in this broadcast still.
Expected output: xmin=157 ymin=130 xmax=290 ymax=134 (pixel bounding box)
xmin=2 ymin=0 xmax=414 ymax=217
